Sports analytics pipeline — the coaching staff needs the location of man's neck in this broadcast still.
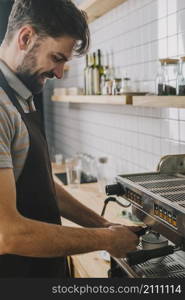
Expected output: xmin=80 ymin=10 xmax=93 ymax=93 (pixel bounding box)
xmin=0 ymin=43 xmax=17 ymax=73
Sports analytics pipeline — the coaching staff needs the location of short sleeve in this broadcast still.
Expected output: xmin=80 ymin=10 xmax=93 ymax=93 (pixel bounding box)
xmin=0 ymin=103 xmax=13 ymax=168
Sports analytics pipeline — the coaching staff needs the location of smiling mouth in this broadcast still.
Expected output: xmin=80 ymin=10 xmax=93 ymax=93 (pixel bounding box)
xmin=39 ymin=74 xmax=53 ymax=83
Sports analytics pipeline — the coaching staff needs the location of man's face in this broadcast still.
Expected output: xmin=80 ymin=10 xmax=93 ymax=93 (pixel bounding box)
xmin=16 ymin=35 xmax=76 ymax=94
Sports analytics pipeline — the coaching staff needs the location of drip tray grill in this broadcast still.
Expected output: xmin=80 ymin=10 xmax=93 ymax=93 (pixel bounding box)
xmin=131 ymin=253 xmax=185 ymax=278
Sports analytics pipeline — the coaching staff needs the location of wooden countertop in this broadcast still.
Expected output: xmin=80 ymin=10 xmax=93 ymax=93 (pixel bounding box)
xmin=52 ymin=163 xmax=135 ymax=278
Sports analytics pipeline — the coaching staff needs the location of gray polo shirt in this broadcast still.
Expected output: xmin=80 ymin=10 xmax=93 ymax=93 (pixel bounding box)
xmin=0 ymin=60 xmax=36 ymax=181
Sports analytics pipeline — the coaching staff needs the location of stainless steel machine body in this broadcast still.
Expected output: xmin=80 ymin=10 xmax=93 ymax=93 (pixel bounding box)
xmin=106 ymin=155 xmax=185 ymax=278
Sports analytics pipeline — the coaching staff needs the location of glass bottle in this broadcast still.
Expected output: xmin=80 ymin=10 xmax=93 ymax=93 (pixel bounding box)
xmin=161 ymin=59 xmax=178 ymax=95
xmin=93 ymin=51 xmax=99 ymax=95
xmin=121 ymin=73 xmax=132 ymax=94
xmin=100 ymin=75 xmax=106 ymax=95
xmin=84 ymin=54 xmax=89 ymax=95
xmin=98 ymin=49 xmax=104 ymax=80
xmin=107 ymin=51 xmax=115 ymax=95
xmin=93 ymin=49 xmax=104 ymax=95
xmin=155 ymin=61 xmax=165 ymax=95
xmin=88 ymin=53 xmax=94 ymax=95
xmin=102 ymin=79 xmax=109 ymax=95
xmin=100 ymin=52 xmax=107 ymax=95
xmin=112 ymin=78 xmax=122 ymax=95
xmin=176 ymin=57 xmax=185 ymax=95
xmin=156 ymin=59 xmax=178 ymax=96
xmin=163 ymin=61 xmax=170 ymax=95
xmin=102 ymin=52 xmax=110 ymax=80
xmin=164 ymin=60 xmax=177 ymax=95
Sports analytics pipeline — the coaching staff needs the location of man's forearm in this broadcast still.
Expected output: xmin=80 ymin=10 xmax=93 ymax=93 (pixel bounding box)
xmin=54 ymin=181 xmax=110 ymax=228
xmin=1 ymin=214 xmax=110 ymax=257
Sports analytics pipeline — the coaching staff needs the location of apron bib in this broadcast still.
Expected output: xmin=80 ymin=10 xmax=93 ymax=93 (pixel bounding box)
xmin=0 ymin=70 xmax=67 ymax=278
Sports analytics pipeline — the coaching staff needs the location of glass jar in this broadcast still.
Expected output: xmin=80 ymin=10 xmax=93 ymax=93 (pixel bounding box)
xmin=157 ymin=58 xmax=178 ymax=95
xmin=176 ymin=57 xmax=185 ymax=95
xmin=97 ymin=156 xmax=112 ymax=193
xmin=155 ymin=61 xmax=166 ymax=95
xmin=112 ymin=78 xmax=122 ymax=95
xmin=120 ymin=76 xmax=132 ymax=94
xmin=101 ymin=79 xmax=110 ymax=95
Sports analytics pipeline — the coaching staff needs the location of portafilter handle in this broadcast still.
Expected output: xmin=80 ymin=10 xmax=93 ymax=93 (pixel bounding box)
xmin=126 ymin=245 xmax=177 ymax=266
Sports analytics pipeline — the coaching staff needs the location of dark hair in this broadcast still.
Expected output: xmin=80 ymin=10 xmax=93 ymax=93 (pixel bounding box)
xmin=5 ymin=0 xmax=90 ymax=55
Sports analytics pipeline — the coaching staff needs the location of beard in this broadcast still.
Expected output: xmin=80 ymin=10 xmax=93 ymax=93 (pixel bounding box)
xmin=15 ymin=43 xmax=54 ymax=95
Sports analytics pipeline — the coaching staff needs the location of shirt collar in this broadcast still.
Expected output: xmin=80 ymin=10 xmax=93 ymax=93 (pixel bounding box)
xmin=0 ymin=59 xmax=32 ymax=101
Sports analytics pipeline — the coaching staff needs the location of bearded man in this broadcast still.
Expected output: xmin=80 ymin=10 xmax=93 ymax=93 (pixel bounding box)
xmin=0 ymin=0 xmax=139 ymax=278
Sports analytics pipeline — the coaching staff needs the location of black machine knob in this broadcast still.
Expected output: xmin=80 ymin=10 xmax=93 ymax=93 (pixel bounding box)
xmin=105 ymin=183 xmax=125 ymax=196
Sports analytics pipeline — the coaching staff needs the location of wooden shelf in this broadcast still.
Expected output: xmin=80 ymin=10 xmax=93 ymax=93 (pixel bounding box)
xmin=132 ymin=96 xmax=185 ymax=108
xmin=52 ymin=94 xmax=185 ymax=108
xmin=52 ymin=95 xmax=132 ymax=105
xmin=79 ymin=0 xmax=128 ymax=23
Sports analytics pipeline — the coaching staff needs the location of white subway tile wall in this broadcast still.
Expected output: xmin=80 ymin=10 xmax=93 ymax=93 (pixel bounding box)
xmin=44 ymin=0 xmax=185 ymax=179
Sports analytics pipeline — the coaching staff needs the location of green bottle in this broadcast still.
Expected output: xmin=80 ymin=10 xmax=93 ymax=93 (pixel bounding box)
xmin=93 ymin=49 xmax=104 ymax=95
xmin=88 ymin=53 xmax=94 ymax=95
xmin=84 ymin=54 xmax=89 ymax=95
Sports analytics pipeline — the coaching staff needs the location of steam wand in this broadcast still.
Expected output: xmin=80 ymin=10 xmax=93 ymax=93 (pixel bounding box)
xmin=101 ymin=196 xmax=131 ymax=217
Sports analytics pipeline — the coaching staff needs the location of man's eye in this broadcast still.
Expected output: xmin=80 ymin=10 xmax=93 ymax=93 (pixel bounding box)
xmin=53 ymin=56 xmax=64 ymax=63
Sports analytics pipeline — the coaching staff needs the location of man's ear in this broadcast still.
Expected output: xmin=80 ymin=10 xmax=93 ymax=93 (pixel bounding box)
xmin=18 ymin=26 xmax=36 ymax=50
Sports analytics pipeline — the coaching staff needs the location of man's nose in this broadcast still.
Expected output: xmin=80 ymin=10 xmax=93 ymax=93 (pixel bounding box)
xmin=54 ymin=64 xmax=64 ymax=79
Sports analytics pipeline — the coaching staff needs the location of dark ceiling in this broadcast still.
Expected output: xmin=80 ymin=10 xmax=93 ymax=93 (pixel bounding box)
xmin=0 ymin=0 xmax=13 ymax=3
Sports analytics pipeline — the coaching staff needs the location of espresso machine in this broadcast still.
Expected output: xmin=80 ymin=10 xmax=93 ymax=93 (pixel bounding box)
xmin=105 ymin=154 xmax=185 ymax=278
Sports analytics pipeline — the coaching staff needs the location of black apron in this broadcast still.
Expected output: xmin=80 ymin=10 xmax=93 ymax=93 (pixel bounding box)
xmin=0 ymin=70 xmax=67 ymax=278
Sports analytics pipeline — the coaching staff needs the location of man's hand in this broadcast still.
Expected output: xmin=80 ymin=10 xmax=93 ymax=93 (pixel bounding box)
xmin=105 ymin=225 xmax=140 ymax=258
